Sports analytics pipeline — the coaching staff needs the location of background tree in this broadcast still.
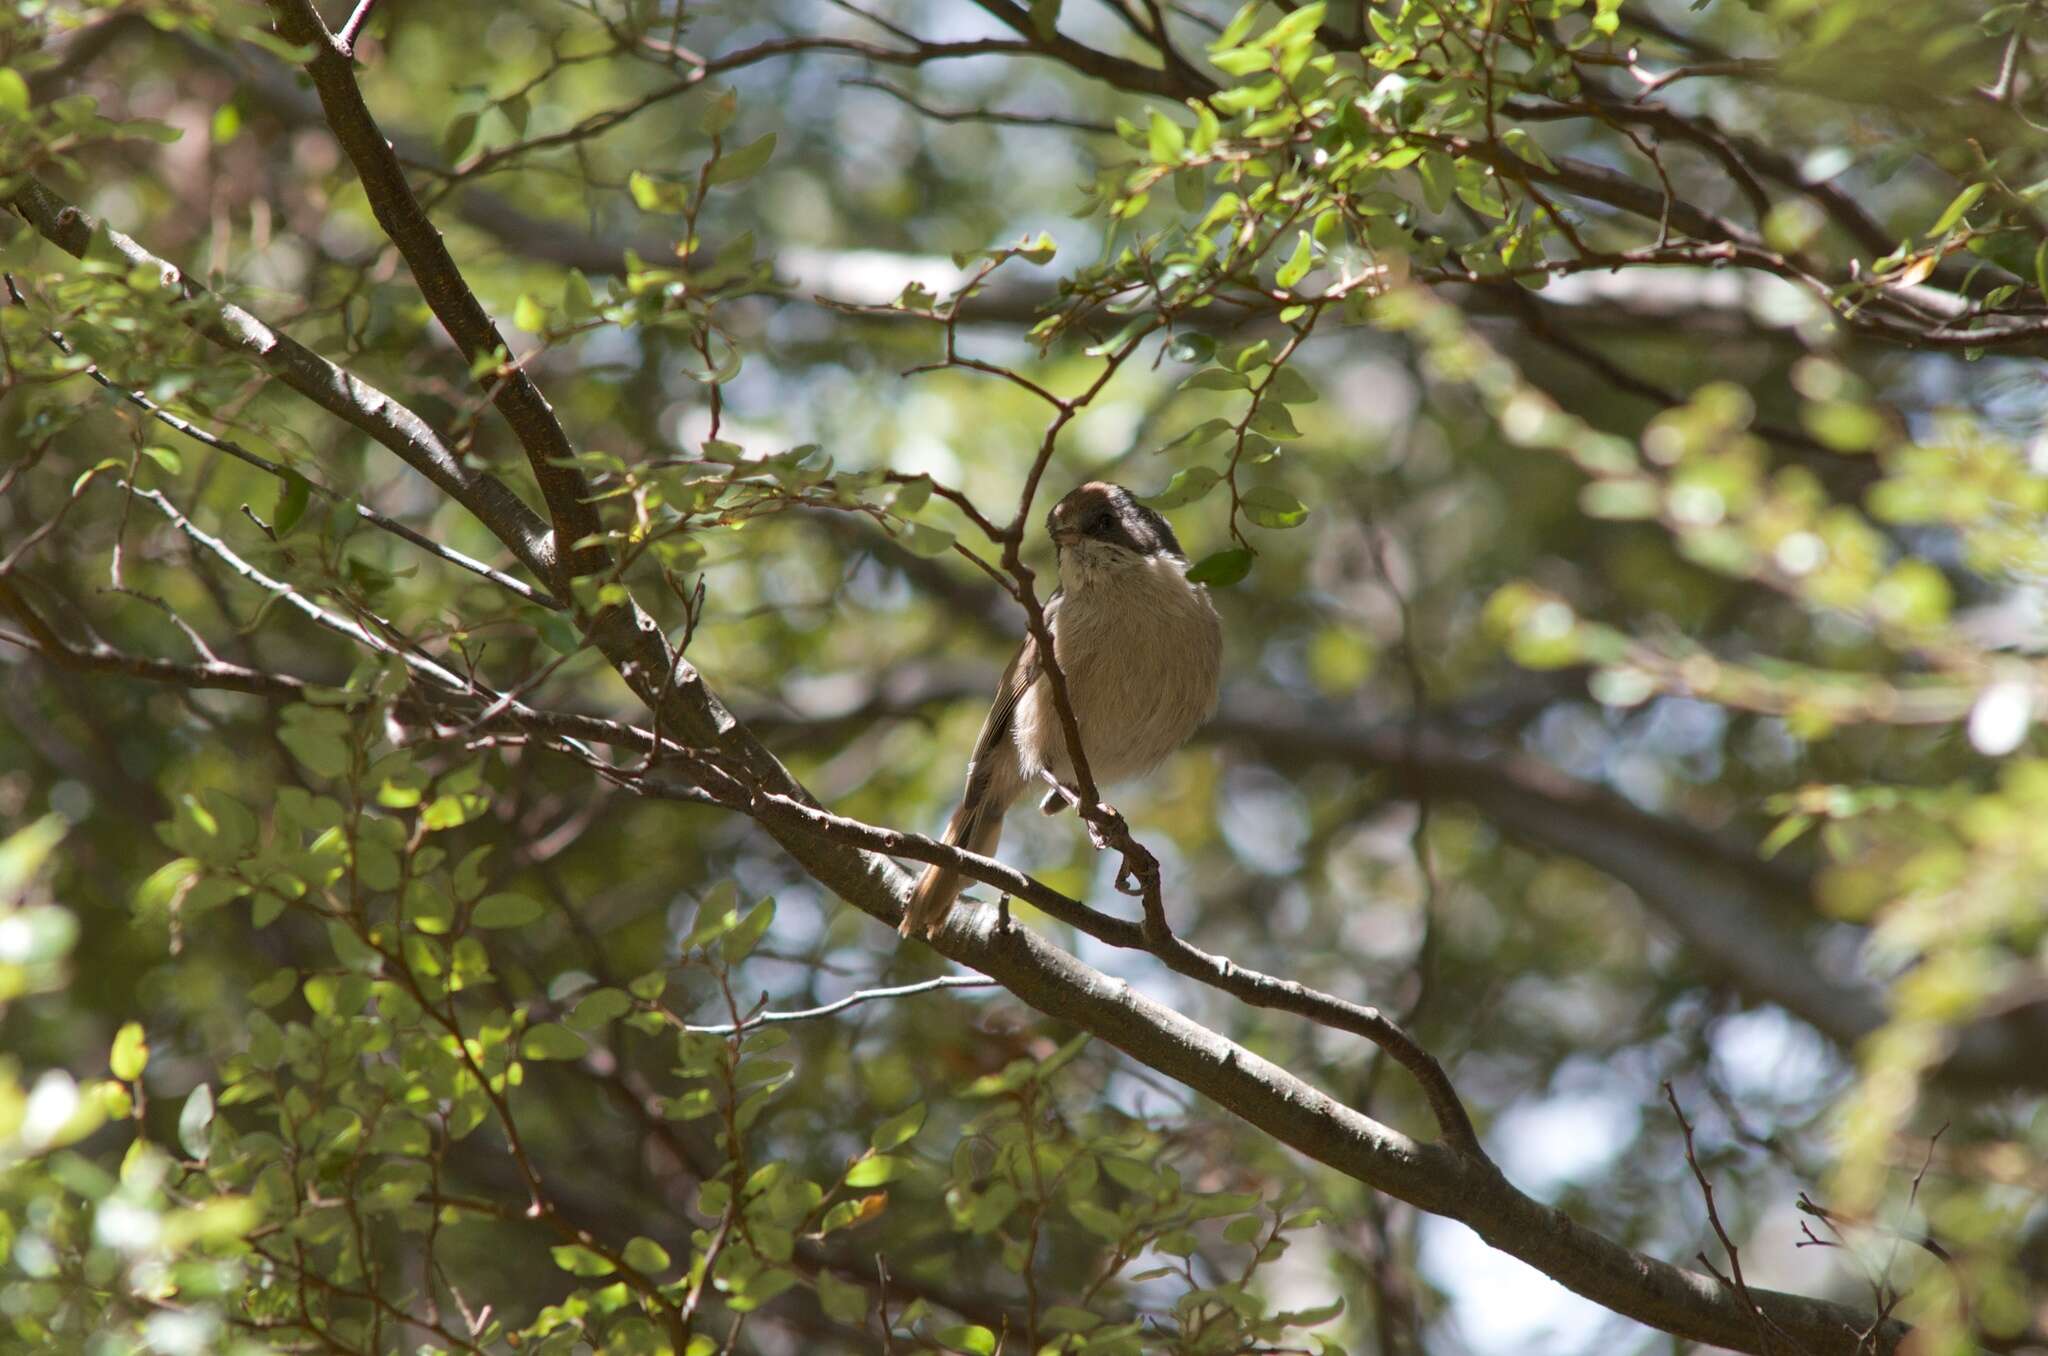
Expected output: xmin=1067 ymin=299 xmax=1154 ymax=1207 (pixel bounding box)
xmin=1 ymin=1 xmax=2045 ymax=1353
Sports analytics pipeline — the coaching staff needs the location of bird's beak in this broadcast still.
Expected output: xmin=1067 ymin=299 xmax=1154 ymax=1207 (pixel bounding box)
xmin=1050 ymin=526 xmax=1081 ymax=546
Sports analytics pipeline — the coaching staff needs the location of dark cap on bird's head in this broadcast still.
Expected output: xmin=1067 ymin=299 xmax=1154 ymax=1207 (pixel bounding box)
xmin=1047 ymin=481 xmax=1183 ymax=558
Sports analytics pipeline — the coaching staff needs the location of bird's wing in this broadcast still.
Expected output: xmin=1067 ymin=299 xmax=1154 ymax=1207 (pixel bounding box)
xmin=966 ymin=590 xmax=1057 ymax=775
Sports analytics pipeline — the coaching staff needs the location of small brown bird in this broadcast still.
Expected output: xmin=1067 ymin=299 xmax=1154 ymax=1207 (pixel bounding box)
xmin=899 ymin=481 xmax=1223 ymax=939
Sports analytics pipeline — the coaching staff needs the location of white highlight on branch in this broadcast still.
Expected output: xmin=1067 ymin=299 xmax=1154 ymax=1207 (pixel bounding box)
xmin=680 ymin=974 xmax=995 ymax=1035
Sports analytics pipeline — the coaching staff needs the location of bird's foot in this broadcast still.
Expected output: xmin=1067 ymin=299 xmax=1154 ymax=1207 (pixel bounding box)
xmin=1081 ymin=800 xmax=1124 ymax=852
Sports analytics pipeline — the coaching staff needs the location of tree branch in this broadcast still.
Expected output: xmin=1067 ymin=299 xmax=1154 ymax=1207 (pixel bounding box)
xmin=0 ymin=579 xmax=302 ymax=698
xmin=619 ymin=662 xmax=1907 ymax=1355
xmin=5 ymin=178 xmax=558 ymax=583
xmin=1 ymin=277 xmax=558 ymax=609
xmin=265 ymin=0 xmax=602 ymax=586
xmin=446 ymin=505 xmax=1916 ymax=1355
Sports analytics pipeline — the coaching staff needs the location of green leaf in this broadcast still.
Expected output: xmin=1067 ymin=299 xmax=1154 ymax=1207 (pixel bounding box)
xmin=1579 ymin=479 xmax=1660 ymax=520
xmin=816 ymin=1270 xmax=869 ymax=1324
xmin=471 ymin=892 xmax=543 ymax=928
xmin=179 ymin=1083 xmax=214 ymax=1161
xmin=442 ymin=110 xmax=480 ymax=163
xmin=1210 ymin=45 xmax=1272 ymax=76
xmin=110 ymin=1022 xmax=148 ymax=1082
xmin=1416 ymin=154 xmax=1452 ymax=213
xmin=706 ymin=132 xmax=776 ymax=186
xmin=140 ymin=445 xmax=182 ymax=476
xmin=896 ymin=520 xmax=955 ymax=558
xmin=1162 ymin=418 xmax=1233 ymax=451
xmin=1241 ymin=486 xmax=1308 ymax=528
xmin=1068 ymin=1198 xmax=1124 ymax=1240
xmin=700 ymin=87 xmax=738 ymax=136
xmin=890 ymin=476 xmax=932 ymax=517
xmin=1212 ymin=1 xmax=1260 ymax=50
xmin=1180 ymin=367 xmax=1248 ymax=392
xmin=135 ymin=857 xmax=200 ymax=915
xmin=419 ymin=793 xmax=482 ymax=831
xmin=1148 ymin=111 xmax=1186 ymax=163
xmin=1141 ymin=466 xmax=1221 ymax=510
xmin=0 ymin=814 xmax=66 ymax=898
xmin=1501 ymin=127 xmax=1557 ymax=172
xmin=1212 ymin=79 xmax=1282 ymax=115
xmin=629 ymin=170 xmax=684 ymax=213
xmin=513 ymin=293 xmax=546 ymax=334
xmin=273 ymin=471 xmax=312 ymax=535
xmin=70 ymin=458 xmax=124 ymax=496
xmin=685 ymin=881 xmax=741 ymax=948
xmin=937 ymin=1325 xmax=997 ymax=1355
xmin=279 ymin=728 xmax=349 ymax=779
xmin=521 ymin=1024 xmax=589 ymax=1061
xmin=1804 ymin=400 xmax=1885 ymax=452
xmin=1928 ymin=182 xmax=1988 ymax=237
xmin=248 ymin=968 xmax=297 ymax=1008
xmin=622 ymin=1236 xmax=671 ymax=1273
xmin=1038 ymin=1030 xmax=1090 ymax=1079
xmin=1275 ymin=231 xmax=1313 ymax=288
xmin=844 ymin=1155 xmax=906 ymax=1187
xmin=563 ymin=269 xmax=597 ymax=319
xmin=1266 ymin=365 xmax=1319 ymax=405
xmin=1264 ymin=1 xmax=1326 ymax=43
xmin=0 ymin=69 xmax=29 ymax=121
xmin=566 ymin=987 xmax=632 ymax=1030
xmin=1187 ymin=547 xmax=1254 ymax=587
xmin=871 ymin=1102 xmax=926 ymax=1151
xmin=1247 ymin=403 xmax=1300 ymax=439
xmin=722 ymin=896 xmax=775 ymax=964
xmin=550 ymin=1244 xmax=614 ymax=1277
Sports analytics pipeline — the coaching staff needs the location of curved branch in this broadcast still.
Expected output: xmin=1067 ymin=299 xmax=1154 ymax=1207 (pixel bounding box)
xmin=2 ymin=285 xmax=557 ymax=609
xmin=266 ymin=0 xmax=601 ymax=585
xmin=5 ymin=178 xmax=557 ymax=584
xmin=614 ymin=637 xmax=1907 ymax=1355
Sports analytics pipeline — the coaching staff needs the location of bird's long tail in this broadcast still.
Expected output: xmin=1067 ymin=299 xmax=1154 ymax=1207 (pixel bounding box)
xmin=899 ymin=797 xmax=1007 ymax=939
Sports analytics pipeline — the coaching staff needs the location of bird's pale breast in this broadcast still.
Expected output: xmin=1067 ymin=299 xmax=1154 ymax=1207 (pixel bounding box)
xmin=1012 ymin=552 xmax=1221 ymax=787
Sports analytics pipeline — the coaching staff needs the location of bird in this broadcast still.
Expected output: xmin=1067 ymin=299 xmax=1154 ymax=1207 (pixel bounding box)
xmin=899 ymin=480 xmax=1223 ymax=939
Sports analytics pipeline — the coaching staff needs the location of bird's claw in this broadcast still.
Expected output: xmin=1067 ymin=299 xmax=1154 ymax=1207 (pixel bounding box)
xmin=1081 ymin=800 xmax=1122 ymax=851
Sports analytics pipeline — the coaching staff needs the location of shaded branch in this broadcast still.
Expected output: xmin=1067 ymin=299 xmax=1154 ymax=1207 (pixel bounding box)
xmin=615 ymin=657 xmax=1908 ymax=1356
xmin=1 ymin=276 xmax=558 ymax=609
xmin=0 ymin=578 xmax=302 ymax=699
xmin=266 ymin=0 xmax=602 ymax=585
xmin=6 ymin=178 xmax=558 ymax=583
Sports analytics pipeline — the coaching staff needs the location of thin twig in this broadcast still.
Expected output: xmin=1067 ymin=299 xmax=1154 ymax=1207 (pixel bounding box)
xmin=1666 ymin=1082 xmax=1800 ymax=1356
xmin=336 ymin=0 xmax=379 ymax=56
xmin=2 ymin=273 xmax=556 ymax=607
xmin=676 ymin=975 xmax=995 ymax=1034
xmin=843 ymin=76 xmax=1116 ymax=134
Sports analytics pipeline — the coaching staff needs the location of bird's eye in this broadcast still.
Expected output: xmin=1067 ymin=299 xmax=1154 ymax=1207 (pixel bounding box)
xmin=1082 ymin=510 xmax=1109 ymax=534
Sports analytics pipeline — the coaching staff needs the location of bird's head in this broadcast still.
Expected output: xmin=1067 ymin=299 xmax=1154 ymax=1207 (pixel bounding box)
xmin=1046 ymin=481 xmax=1183 ymax=560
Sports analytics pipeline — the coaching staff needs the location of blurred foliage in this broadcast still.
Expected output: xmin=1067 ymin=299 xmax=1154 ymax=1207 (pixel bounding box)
xmin=1 ymin=0 xmax=2047 ymax=1354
